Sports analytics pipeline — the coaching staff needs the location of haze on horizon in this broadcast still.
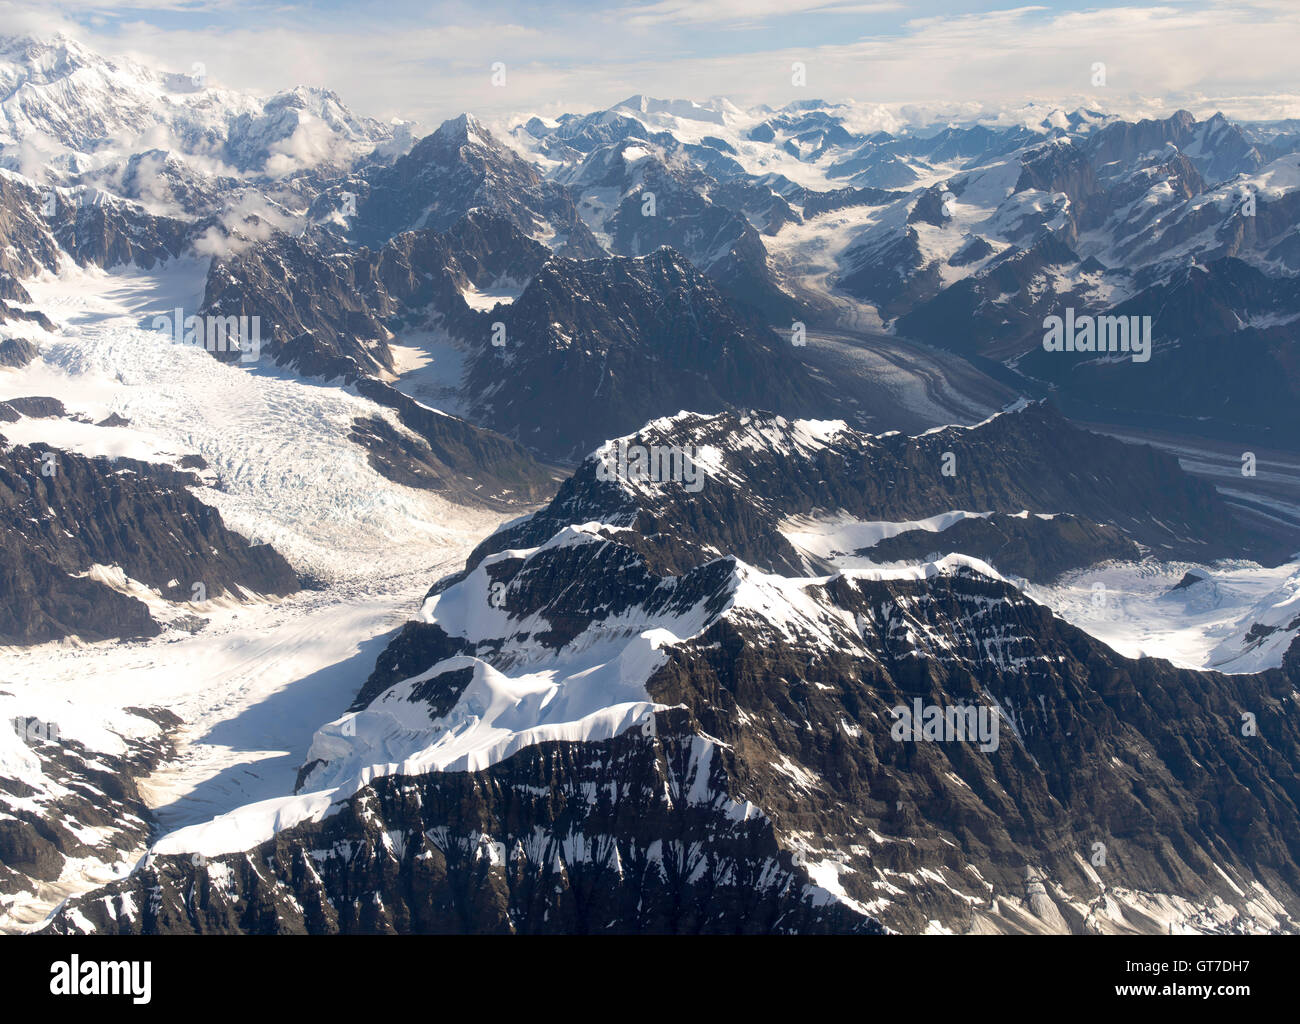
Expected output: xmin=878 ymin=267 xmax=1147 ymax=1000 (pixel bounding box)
xmin=1 ymin=0 xmax=1298 ymax=132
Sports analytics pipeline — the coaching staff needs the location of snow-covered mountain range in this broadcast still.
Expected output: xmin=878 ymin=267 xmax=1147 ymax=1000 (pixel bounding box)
xmin=3 ymin=33 xmax=1300 ymax=935
xmin=37 ymin=403 xmax=1300 ymax=935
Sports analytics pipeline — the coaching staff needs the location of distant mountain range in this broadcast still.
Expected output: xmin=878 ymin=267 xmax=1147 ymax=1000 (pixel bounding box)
xmin=7 ymin=34 xmax=1300 ymax=448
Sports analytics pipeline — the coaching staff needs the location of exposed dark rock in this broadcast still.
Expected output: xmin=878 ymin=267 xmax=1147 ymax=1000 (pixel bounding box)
xmin=0 ymin=440 xmax=299 ymax=644
xmin=463 ymin=400 xmax=1284 ymax=582
xmin=0 ymin=706 xmax=180 ymax=902
xmin=798 ymin=185 xmax=903 ymax=220
xmin=461 ymin=248 xmax=837 ymax=460
xmin=1169 ymin=569 xmax=1211 ymax=592
xmin=859 ymin=512 xmax=1143 ymax=582
xmin=42 ymin=402 xmax=1300 ymax=934
xmin=45 ymin=717 xmax=880 ymax=935
xmin=0 ymin=337 xmax=37 ymax=368
xmin=335 ymin=114 xmax=604 ymax=258
xmin=0 ymin=395 xmax=65 ymax=420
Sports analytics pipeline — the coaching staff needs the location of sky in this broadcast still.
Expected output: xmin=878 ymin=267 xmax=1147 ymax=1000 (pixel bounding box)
xmin=2 ymin=1 xmax=1298 ymax=129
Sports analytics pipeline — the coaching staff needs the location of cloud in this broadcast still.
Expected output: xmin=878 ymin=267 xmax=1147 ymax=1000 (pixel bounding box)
xmin=263 ymin=114 xmax=350 ymax=176
xmin=4 ymin=1 xmax=1298 ymax=128
xmin=616 ymin=0 xmax=903 ymax=27
xmin=193 ymin=190 xmax=302 ymax=258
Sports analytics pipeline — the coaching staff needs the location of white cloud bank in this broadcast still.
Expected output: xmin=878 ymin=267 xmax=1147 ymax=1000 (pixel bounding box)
xmin=2 ymin=1 xmax=1297 ymax=125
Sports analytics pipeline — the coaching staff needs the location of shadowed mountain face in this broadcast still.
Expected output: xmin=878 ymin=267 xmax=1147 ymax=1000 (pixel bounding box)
xmin=518 ymin=101 xmax=1300 ymax=445
xmin=195 ymin=214 xmax=562 ymax=500
xmin=858 ymin=512 xmax=1141 ymax=582
xmin=459 ymin=400 xmax=1287 ymax=580
xmin=324 ymin=114 xmax=605 ymax=258
xmin=41 ymin=403 xmax=1300 ymax=935
xmin=1015 ymin=259 xmax=1300 ymax=440
xmin=0 ymin=439 xmax=300 ymax=644
xmin=200 ymin=219 xmax=839 ymax=463
xmin=460 ymin=248 xmax=834 ymax=460
xmin=198 ymin=210 xmax=554 ymax=381
xmin=0 ymin=173 xmax=191 ymax=309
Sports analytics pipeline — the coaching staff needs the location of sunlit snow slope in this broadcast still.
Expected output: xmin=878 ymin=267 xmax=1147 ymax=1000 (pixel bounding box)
xmin=0 ymin=257 xmax=515 ymax=930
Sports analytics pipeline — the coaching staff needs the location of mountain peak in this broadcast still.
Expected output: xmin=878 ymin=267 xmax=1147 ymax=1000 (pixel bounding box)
xmin=613 ymin=95 xmax=725 ymax=124
xmin=0 ymin=31 xmax=100 ymax=78
xmin=432 ymin=112 xmax=490 ymax=146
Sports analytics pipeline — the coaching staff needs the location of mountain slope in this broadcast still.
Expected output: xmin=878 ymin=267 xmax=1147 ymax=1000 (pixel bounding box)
xmin=333 ymin=114 xmax=603 ymax=258
xmin=0 ymin=438 xmax=299 ymax=644
xmin=41 ymin=402 xmax=1300 ymax=935
xmin=460 ymin=248 xmax=833 ymax=459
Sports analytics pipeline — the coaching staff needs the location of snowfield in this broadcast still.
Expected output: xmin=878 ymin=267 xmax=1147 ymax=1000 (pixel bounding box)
xmin=0 ymin=258 xmax=517 ymax=930
xmin=782 ymin=511 xmax=1300 ymax=672
xmin=4 ymin=260 xmax=504 ymax=581
xmin=1030 ymin=559 xmax=1300 ymax=671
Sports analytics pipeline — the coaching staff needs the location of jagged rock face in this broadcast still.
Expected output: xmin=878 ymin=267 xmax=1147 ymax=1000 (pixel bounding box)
xmin=896 ymin=122 xmax=1040 ymax=166
xmin=195 ymin=213 xmax=559 ymax=501
xmin=0 ymin=302 xmax=53 ymax=330
xmin=200 ymin=211 xmax=830 ymax=464
xmin=0 ymin=174 xmax=62 ymax=283
xmin=0 ymin=705 xmax=180 ymax=912
xmin=348 ymin=379 xmax=558 ymax=506
xmin=530 ymin=109 xmax=651 ymax=158
xmin=1016 ymin=258 xmax=1300 ymax=439
xmin=0 ymin=395 xmax=64 ymax=420
xmin=339 ymin=115 xmax=603 ymax=258
xmin=350 ymin=508 xmax=1300 ymax=935
xmin=113 ymin=149 xmax=224 ymax=215
xmin=646 ymin=570 xmax=1300 ymax=935
xmin=0 ymin=170 xmax=190 ymax=281
xmin=557 ymin=136 xmax=798 ymax=320
xmin=0 ymin=439 xmax=299 ymax=643
xmin=699 ymin=105 xmax=1298 ymax=441
xmin=461 ymin=401 xmax=1282 ymax=581
xmin=1084 ymin=110 xmax=1264 ymax=187
xmin=827 ymin=144 xmax=921 ymax=188
xmin=859 ymin=512 xmax=1141 ymax=582
xmin=41 ymin=719 xmax=879 ymax=936
xmin=201 ymin=210 xmax=553 ymax=380
xmin=708 ymin=179 xmax=802 ymax=236
xmin=796 ymin=184 xmax=903 ymax=220
xmin=42 ymin=403 xmax=1300 ymax=935
xmin=0 ymin=337 xmax=37 ymax=366
xmin=461 ymin=249 xmax=833 ymax=460
xmin=201 ymin=233 xmax=404 ymax=380
xmin=1014 ymin=140 xmax=1103 ymax=225
xmin=896 ymin=233 xmax=1095 ymax=359
xmin=838 ymin=225 xmax=944 ymax=320
xmin=48 ymin=193 xmax=191 ymax=269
